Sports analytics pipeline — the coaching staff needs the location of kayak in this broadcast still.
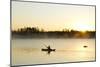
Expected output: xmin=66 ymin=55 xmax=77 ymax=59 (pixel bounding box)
xmin=41 ymin=49 xmax=56 ymax=51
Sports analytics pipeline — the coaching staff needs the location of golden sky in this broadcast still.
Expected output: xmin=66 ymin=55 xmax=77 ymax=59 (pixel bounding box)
xmin=12 ymin=1 xmax=95 ymax=31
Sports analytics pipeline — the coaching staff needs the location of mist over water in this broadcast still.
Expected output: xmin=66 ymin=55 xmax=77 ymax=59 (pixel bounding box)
xmin=12 ymin=38 xmax=95 ymax=66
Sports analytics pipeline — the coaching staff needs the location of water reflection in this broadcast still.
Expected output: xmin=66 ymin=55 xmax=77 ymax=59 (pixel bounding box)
xmin=12 ymin=39 xmax=95 ymax=66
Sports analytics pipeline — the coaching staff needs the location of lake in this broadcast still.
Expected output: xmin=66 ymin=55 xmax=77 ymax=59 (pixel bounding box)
xmin=11 ymin=38 xmax=95 ymax=66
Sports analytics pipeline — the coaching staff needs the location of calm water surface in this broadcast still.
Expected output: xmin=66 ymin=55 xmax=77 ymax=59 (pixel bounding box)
xmin=12 ymin=38 xmax=95 ymax=66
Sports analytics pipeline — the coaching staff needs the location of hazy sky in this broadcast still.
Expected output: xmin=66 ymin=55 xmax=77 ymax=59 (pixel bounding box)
xmin=12 ymin=1 xmax=95 ymax=31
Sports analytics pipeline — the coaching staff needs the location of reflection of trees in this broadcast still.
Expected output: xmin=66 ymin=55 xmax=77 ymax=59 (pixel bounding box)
xmin=12 ymin=27 xmax=95 ymax=38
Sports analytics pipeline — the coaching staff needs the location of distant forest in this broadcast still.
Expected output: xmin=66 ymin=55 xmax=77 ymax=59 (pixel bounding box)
xmin=12 ymin=27 xmax=95 ymax=38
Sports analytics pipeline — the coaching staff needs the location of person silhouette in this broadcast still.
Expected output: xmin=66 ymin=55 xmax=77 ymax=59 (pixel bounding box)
xmin=47 ymin=45 xmax=51 ymax=50
xmin=47 ymin=45 xmax=51 ymax=55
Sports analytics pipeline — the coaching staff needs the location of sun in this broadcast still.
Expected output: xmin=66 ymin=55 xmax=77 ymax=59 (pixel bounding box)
xmin=75 ymin=24 xmax=89 ymax=32
xmin=73 ymin=20 xmax=93 ymax=32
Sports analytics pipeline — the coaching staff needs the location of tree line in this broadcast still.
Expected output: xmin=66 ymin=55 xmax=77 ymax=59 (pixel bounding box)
xmin=12 ymin=27 xmax=95 ymax=38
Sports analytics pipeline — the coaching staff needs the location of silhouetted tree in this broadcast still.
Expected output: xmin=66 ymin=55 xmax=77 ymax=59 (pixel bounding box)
xmin=12 ymin=27 xmax=96 ymax=38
